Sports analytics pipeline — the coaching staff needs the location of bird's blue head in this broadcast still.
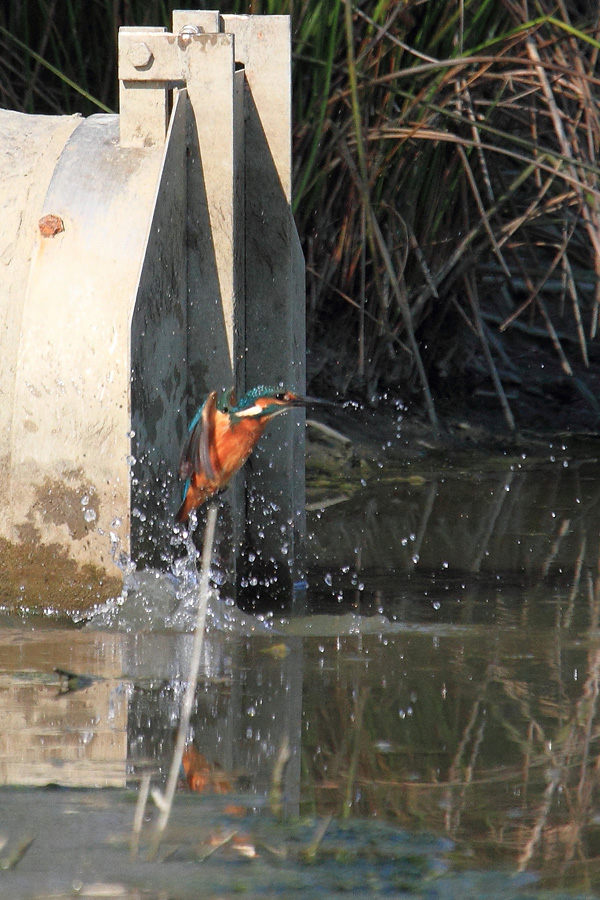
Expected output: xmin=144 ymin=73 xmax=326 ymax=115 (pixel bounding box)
xmin=230 ymin=385 xmax=307 ymax=420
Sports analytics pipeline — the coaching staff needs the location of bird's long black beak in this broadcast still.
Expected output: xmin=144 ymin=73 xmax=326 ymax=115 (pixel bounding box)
xmin=295 ymin=394 xmax=339 ymax=409
xmin=304 ymin=397 xmax=339 ymax=408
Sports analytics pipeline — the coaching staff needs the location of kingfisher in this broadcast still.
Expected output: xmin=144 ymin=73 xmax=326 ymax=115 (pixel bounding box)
xmin=176 ymin=385 xmax=314 ymax=524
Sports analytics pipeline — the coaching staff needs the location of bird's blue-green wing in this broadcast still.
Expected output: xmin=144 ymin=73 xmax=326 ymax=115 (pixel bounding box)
xmin=178 ymin=391 xmax=218 ymax=481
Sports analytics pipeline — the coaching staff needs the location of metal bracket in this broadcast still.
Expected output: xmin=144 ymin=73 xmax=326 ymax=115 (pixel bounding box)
xmin=118 ymin=12 xmax=225 ymax=148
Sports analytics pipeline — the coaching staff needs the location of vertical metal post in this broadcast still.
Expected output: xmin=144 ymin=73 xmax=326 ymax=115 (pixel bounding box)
xmin=172 ymin=14 xmax=246 ymax=573
xmin=182 ymin=32 xmax=240 ymax=401
xmin=222 ymin=15 xmax=306 ymax=604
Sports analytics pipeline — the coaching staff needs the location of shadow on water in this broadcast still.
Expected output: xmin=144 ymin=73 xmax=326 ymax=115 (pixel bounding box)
xmin=3 ymin=442 xmax=600 ymax=897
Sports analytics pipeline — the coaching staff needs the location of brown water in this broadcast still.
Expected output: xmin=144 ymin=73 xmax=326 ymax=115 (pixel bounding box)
xmin=2 ymin=440 xmax=600 ymax=898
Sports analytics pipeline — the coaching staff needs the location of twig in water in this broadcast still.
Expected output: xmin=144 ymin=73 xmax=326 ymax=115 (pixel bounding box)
xmin=197 ymin=829 xmax=238 ymax=862
xmin=148 ymin=501 xmax=218 ymax=859
xmin=269 ymin=734 xmax=291 ymax=818
xmin=0 ymin=836 xmax=34 ymax=870
xmin=130 ymin=770 xmax=152 ymax=859
xmin=342 ymin=687 xmax=369 ymax=819
xmin=303 ymin=814 xmax=333 ymax=861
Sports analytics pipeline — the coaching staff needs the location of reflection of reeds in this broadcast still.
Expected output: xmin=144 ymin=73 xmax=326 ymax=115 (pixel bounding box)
xmin=301 ymin=546 xmax=600 ymax=885
xmin=560 ymin=538 xmax=585 ymax=630
xmin=342 ymin=686 xmax=370 ymax=819
xmin=309 ymin=460 xmax=600 ymax=597
xmin=470 ymin=470 xmax=515 ymax=572
xmin=443 ymin=663 xmax=494 ymax=835
xmin=517 ymin=642 xmax=600 ymax=872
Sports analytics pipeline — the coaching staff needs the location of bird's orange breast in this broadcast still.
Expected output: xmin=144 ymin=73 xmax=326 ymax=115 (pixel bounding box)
xmin=210 ymin=412 xmax=268 ymax=481
xmin=176 ymin=410 xmax=270 ymax=523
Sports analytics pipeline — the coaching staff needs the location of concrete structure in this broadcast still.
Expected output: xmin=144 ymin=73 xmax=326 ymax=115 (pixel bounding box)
xmin=0 ymin=12 xmax=305 ymax=606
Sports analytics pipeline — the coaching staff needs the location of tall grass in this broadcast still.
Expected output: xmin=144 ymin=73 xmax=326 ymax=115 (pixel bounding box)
xmin=3 ymin=1 xmax=600 ymax=427
xmin=294 ymin=1 xmax=600 ymax=426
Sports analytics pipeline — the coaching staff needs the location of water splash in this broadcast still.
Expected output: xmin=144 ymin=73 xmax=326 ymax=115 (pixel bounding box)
xmin=83 ymin=516 xmax=275 ymax=636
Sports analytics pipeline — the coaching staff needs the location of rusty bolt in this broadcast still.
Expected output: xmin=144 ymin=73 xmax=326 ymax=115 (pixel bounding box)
xmin=128 ymin=42 xmax=153 ymax=69
xmin=39 ymin=214 xmax=64 ymax=237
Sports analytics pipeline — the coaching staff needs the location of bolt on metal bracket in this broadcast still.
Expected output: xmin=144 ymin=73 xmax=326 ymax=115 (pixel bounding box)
xmin=118 ymin=12 xmax=223 ymax=147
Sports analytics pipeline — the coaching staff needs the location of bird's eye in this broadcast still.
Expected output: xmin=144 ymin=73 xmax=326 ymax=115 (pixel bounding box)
xmin=275 ymin=392 xmax=286 ymax=401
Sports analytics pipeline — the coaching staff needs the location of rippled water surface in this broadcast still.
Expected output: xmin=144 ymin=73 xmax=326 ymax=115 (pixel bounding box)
xmin=2 ymin=440 xmax=600 ymax=898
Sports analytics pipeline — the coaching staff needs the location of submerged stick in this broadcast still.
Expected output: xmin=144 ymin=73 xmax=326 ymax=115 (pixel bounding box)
xmin=130 ymin=771 xmax=152 ymax=859
xmin=149 ymin=502 xmax=218 ymax=859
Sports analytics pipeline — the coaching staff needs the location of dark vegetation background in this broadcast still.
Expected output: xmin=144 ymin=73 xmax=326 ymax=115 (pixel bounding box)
xmin=3 ymin=0 xmax=600 ymax=432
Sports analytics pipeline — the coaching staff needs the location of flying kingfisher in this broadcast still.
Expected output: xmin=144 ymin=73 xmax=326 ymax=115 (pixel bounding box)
xmin=176 ymin=385 xmax=314 ymax=524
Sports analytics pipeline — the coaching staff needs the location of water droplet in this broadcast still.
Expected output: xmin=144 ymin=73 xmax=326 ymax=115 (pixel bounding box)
xmin=84 ymin=508 xmax=97 ymax=522
xmin=324 ymin=573 xmax=333 ymax=586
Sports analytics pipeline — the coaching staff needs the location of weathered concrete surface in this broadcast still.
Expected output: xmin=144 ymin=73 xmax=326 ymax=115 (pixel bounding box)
xmin=0 ymin=109 xmax=166 ymax=588
xmin=0 ymin=111 xmax=81 ymax=482
xmin=0 ymin=628 xmax=127 ymax=786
